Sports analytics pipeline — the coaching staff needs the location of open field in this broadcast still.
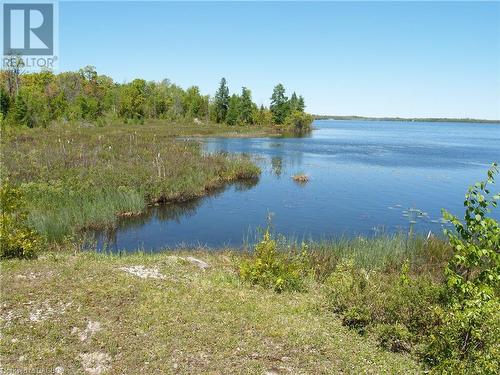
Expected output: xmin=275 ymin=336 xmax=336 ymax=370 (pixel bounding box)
xmin=0 ymin=249 xmax=421 ymax=374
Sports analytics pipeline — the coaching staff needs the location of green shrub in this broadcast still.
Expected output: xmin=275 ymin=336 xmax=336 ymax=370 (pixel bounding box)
xmin=381 ymin=273 xmax=444 ymax=335
xmin=342 ymin=306 xmax=371 ymax=333
xmin=424 ymin=163 xmax=500 ymax=373
xmin=425 ymin=300 xmax=499 ymax=374
xmin=0 ymin=180 xmax=42 ymax=258
xmin=324 ymin=258 xmax=367 ymax=313
xmin=239 ymin=230 xmax=310 ymax=292
xmin=283 ymin=111 xmax=313 ymax=134
xmin=325 ymin=258 xmax=443 ymax=343
xmin=375 ymin=324 xmax=413 ymax=353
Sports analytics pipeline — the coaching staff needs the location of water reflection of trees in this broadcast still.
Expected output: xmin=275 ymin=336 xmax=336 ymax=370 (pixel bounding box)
xmin=204 ymin=137 xmax=310 ymax=180
xmin=271 ymin=157 xmax=283 ymax=178
xmin=267 ymin=143 xmax=305 ymax=178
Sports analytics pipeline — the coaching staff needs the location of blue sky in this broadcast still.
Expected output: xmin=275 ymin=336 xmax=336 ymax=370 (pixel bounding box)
xmin=59 ymin=1 xmax=500 ymax=119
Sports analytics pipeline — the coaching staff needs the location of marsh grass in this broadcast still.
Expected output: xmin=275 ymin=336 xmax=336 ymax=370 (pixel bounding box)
xmin=261 ymin=233 xmax=452 ymax=281
xmin=1 ymin=122 xmax=262 ymax=241
xmin=309 ymin=234 xmax=450 ymax=275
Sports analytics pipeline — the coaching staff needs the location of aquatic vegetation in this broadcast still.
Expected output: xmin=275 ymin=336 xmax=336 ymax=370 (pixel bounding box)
xmin=303 ymin=233 xmax=451 ymax=278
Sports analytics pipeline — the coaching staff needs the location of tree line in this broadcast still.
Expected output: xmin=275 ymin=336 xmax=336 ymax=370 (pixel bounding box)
xmin=0 ymin=64 xmax=313 ymax=132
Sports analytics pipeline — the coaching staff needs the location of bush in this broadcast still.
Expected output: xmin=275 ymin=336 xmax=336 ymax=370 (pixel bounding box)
xmin=324 ymin=165 xmax=499 ymax=371
xmin=324 ymin=258 xmax=367 ymax=313
xmin=375 ymin=324 xmax=413 ymax=353
xmin=424 ymin=163 xmax=500 ymax=373
xmin=325 ymin=258 xmax=443 ymax=344
xmin=0 ymin=180 xmax=42 ymax=258
xmin=425 ymin=300 xmax=499 ymax=374
xmin=239 ymin=230 xmax=310 ymax=292
xmin=283 ymin=111 xmax=313 ymax=134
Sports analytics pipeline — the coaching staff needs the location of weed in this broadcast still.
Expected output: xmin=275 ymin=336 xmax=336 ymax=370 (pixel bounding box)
xmin=239 ymin=230 xmax=310 ymax=292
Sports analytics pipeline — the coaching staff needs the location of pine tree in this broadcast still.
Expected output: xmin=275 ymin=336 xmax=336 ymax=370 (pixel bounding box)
xmin=226 ymin=94 xmax=240 ymax=126
xmin=214 ymin=77 xmax=230 ymax=123
xmin=297 ymin=95 xmax=305 ymax=112
xmin=0 ymin=86 xmax=10 ymax=117
xmin=270 ymin=84 xmax=289 ymax=125
xmin=289 ymin=92 xmax=299 ymax=112
xmin=238 ymin=87 xmax=253 ymax=125
xmin=13 ymin=93 xmax=29 ymax=127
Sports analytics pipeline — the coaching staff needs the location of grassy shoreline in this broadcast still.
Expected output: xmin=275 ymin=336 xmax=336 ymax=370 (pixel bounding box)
xmin=1 ymin=121 xmax=271 ymax=241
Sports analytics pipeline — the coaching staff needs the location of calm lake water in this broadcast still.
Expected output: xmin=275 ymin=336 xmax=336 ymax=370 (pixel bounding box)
xmin=92 ymin=120 xmax=500 ymax=251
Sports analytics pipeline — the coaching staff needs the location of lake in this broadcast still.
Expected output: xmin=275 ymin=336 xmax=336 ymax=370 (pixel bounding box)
xmin=92 ymin=120 xmax=500 ymax=251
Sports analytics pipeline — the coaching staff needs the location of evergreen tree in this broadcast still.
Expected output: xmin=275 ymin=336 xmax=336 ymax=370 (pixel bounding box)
xmin=226 ymin=94 xmax=240 ymax=126
xmin=270 ymin=83 xmax=289 ymax=125
xmin=214 ymin=77 xmax=229 ymax=123
xmin=0 ymin=67 xmax=310 ymax=129
xmin=297 ymin=95 xmax=305 ymax=112
xmin=238 ymin=87 xmax=253 ymax=125
xmin=289 ymin=92 xmax=299 ymax=112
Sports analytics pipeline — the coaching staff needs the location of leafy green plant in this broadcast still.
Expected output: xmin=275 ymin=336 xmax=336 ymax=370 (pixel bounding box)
xmin=239 ymin=230 xmax=310 ymax=292
xmin=425 ymin=163 xmax=500 ymax=373
xmin=0 ymin=180 xmax=43 ymax=258
xmin=1 ymin=68 xmax=310 ymax=128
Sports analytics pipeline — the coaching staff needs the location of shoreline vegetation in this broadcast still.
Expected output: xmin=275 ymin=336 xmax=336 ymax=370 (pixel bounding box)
xmin=313 ymin=114 xmax=500 ymax=124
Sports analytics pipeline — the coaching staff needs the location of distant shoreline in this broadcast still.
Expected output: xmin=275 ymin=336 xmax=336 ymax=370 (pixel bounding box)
xmin=313 ymin=115 xmax=500 ymax=124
